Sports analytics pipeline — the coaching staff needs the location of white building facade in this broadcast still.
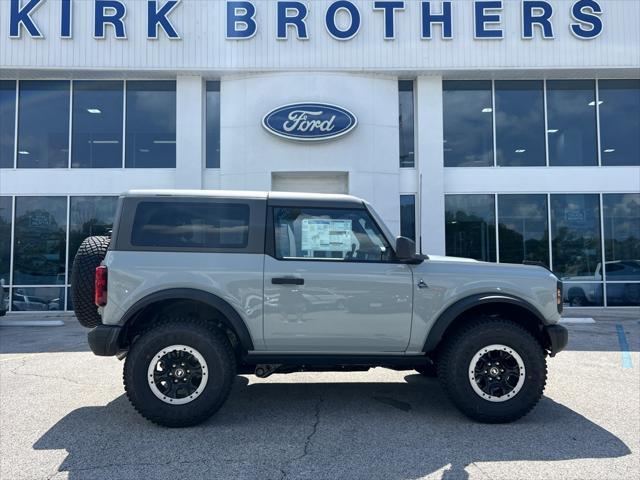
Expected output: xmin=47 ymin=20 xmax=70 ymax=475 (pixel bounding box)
xmin=0 ymin=0 xmax=639 ymax=311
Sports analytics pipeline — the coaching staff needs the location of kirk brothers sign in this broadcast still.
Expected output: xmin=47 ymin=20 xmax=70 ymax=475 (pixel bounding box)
xmin=6 ymin=0 xmax=604 ymax=41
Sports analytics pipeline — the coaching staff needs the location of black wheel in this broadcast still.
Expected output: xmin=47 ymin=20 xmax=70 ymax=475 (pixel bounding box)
xmin=437 ymin=318 xmax=547 ymax=423
xmin=123 ymin=317 xmax=236 ymax=427
xmin=415 ymin=363 xmax=437 ymax=377
xmin=70 ymin=235 xmax=110 ymax=328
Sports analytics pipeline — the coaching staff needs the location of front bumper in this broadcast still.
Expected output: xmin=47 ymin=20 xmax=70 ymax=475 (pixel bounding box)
xmin=544 ymin=324 xmax=569 ymax=357
xmin=88 ymin=325 xmax=122 ymax=356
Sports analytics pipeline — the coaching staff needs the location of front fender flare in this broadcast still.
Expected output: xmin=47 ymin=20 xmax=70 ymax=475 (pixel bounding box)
xmin=422 ymin=293 xmax=547 ymax=352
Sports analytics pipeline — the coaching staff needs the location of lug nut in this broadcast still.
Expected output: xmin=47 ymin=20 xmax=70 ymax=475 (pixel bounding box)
xmin=186 ymin=370 xmax=190 ymax=374
xmin=174 ymin=379 xmax=178 ymax=383
xmin=172 ymin=364 xmax=176 ymax=368
xmin=181 ymin=363 xmax=185 ymax=367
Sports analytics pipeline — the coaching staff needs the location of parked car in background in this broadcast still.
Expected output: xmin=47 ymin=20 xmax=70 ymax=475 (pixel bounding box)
xmin=564 ymin=260 xmax=640 ymax=306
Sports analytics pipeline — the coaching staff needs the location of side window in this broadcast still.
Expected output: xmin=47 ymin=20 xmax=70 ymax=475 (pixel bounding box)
xmin=273 ymin=207 xmax=393 ymax=262
xmin=131 ymin=201 xmax=250 ymax=249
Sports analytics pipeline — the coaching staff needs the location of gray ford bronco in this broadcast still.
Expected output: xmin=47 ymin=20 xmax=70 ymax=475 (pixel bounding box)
xmin=71 ymin=190 xmax=567 ymax=427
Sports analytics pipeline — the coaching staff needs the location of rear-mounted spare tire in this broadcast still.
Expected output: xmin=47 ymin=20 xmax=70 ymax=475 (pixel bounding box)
xmin=71 ymin=235 xmax=111 ymax=328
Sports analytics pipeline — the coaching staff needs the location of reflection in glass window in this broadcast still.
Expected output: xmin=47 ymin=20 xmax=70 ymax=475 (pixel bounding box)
xmin=400 ymin=195 xmax=416 ymax=241
xmin=399 ymin=80 xmax=415 ymax=168
xmin=125 ymin=81 xmax=176 ymax=168
xmin=17 ymin=81 xmax=70 ymax=168
xmin=498 ymin=195 xmax=549 ymax=266
xmin=550 ymin=194 xmax=601 ymax=279
xmin=0 ymin=197 xmax=11 ymax=284
xmin=11 ymin=286 xmax=65 ymax=312
xmin=13 ymin=197 xmax=67 ymax=285
xmin=443 ymin=81 xmax=493 ymax=167
xmin=445 ymin=195 xmax=496 ymax=262
xmin=206 ymin=81 xmax=221 ymax=168
xmin=72 ymin=81 xmax=123 ymax=168
xmin=546 ymin=80 xmax=597 ymax=166
xmin=274 ymin=207 xmax=393 ymax=262
xmin=606 ymin=283 xmax=640 ymax=306
xmin=0 ymin=81 xmax=16 ymax=168
xmin=564 ymin=282 xmax=603 ymax=307
xmin=69 ymin=197 xmax=118 ymax=267
xmin=495 ymin=81 xmax=545 ymax=166
xmin=599 ymin=80 xmax=640 ymax=166
xmin=603 ymin=193 xmax=640 ymax=281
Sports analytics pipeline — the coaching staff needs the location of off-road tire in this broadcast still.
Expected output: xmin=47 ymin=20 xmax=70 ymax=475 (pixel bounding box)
xmin=437 ymin=317 xmax=547 ymax=423
xmin=415 ymin=363 xmax=437 ymax=377
xmin=123 ymin=317 xmax=236 ymax=427
xmin=70 ymin=235 xmax=110 ymax=328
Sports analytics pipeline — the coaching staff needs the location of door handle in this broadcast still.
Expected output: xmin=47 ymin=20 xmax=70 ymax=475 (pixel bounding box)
xmin=417 ymin=279 xmax=428 ymax=289
xmin=272 ymin=277 xmax=304 ymax=285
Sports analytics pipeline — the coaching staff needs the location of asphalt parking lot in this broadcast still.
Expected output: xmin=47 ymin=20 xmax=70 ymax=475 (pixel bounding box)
xmin=1 ymin=309 xmax=638 ymax=480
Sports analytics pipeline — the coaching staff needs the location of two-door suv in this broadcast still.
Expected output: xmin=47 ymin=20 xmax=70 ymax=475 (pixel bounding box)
xmin=72 ymin=190 xmax=567 ymax=427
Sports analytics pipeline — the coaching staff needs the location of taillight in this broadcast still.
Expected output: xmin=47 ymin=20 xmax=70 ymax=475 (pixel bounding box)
xmin=95 ymin=266 xmax=108 ymax=307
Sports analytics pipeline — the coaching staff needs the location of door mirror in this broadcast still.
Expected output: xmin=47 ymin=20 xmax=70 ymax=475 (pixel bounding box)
xmin=395 ymin=236 xmax=428 ymax=263
xmin=395 ymin=236 xmax=416 ymax=261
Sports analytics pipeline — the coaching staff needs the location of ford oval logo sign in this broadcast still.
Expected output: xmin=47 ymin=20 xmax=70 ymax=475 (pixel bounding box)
xmin=262 ymin=103 xmax=357 ymax=142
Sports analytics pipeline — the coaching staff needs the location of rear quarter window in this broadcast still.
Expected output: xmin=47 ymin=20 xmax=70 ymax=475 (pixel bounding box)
xmin=131 ymin=201 xmax=250 ymax=249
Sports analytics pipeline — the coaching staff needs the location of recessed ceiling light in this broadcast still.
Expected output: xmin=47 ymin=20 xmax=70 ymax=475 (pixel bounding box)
xmin=603 ymin=148 xmax=616 ymax=153
xmin=91 ymin=140 xmax=119 ymax=144
xmin=515 ymin=149 xmax=526 ymax=153
xmin=87 ymin=108 xmax=102 ymax=114
xmin=139 ymin=148 xmax=150 ymax=153
xmin=153 ymin=140 xmax=176 ymax=144
xmin=588 ymin=100 xmax=603 ymax=107
xmin=547 ymin=129 xmax=559 ymax=133
xmin=18 ymin=150 xmax=30 ymax=155
xmin=482 ymin=107 xmax=493 ymax=113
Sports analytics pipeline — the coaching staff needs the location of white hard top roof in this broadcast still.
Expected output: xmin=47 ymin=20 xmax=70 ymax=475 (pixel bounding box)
xmin=124 ymin=189 xmax=363 ymax=204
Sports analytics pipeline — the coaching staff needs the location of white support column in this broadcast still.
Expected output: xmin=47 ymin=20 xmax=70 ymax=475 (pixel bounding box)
xmin=416 ymin=76 xmax=446 ymax=255
xmin=175 ymin=75 xmax=205 ymax=189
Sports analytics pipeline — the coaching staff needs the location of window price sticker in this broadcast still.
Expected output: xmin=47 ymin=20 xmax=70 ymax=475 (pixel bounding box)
xmin=301 ymin=219 xmax=353 ymax=252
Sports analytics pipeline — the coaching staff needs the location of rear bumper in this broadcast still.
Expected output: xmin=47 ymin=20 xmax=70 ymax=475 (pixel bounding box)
xmin=544 ymin=324 xmax=569 ymax=357
xmin=88 ymin=325 xmax=122 ymax=356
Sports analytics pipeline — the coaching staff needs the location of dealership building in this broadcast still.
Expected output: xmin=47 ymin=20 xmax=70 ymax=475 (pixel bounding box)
xmin=0 ymin=0 xmax=639 ymax=312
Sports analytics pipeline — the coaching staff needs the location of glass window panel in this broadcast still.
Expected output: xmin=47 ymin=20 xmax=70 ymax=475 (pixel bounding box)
xmin=546 ymin=80 xmax=598 ymax=166
xmin=495 ymin=81 xmax=545 ymax=166
xmin=603 ymin=193 xmax=640 ymax=281
xmin=131 ymin=201 xmax=250 ymax=249
xmin=125 ymin=81 xmax=176 ymax=168
xmin=17 ymin=81 xmax=70 ymax=168
xmin=206 ymin=81 xmax=221 ymax=168
xmin=443 ymin=81 xmax=493 ymax=167
xmin=606 ymin=283 xmax=640 ymax=307
xmin=1 ymin=286 xmax=8 ymax=313
xmin=274 ymin=207 xmax=393 ymax=262
xmin=563 ymin=282 xmax=603 ymax=307
xmin=498 ymin=194 xmax=549 ymax=266
xmin=400 ymin=194 xmax=416 ymax=241
xmin=13 ymin=196 xmax=67 ymax=285
xmin=399 ymin=80 xmax=415 ymax=168
xmin=66 ymin=286 xmax=73 ymax=311
xmin=69 ymin=196 xmax=118 ymax=269
xmin=599 ymin=80 xmax=640 ymax=166
xmin=551 ymin=194 xmax=602 ymax=280
xmin=0 ymin=197 xmax=11 ymax=284
xmin=445 ymin=195 xmax=496 ymax=262
xmin=11 ymin=286 xmax=65 ymax=312
xmin=72 ymin=81 xmax=123 ymax=168
xmin=0 ymin=80 xmax=16 ymax=168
